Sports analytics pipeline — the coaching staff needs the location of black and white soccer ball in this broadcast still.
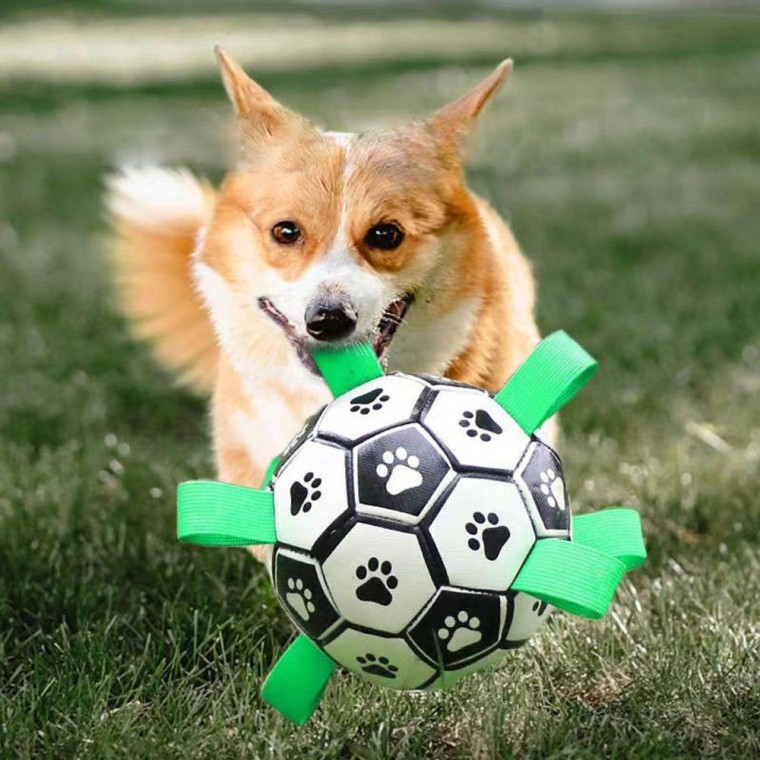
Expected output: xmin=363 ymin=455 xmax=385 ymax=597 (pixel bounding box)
xmin=268 ymin=372 xmax=570 ymax=690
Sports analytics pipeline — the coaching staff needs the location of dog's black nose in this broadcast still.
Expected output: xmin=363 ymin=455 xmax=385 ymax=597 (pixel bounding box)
xmin=305 ymin=301 xmax=357 ymax=341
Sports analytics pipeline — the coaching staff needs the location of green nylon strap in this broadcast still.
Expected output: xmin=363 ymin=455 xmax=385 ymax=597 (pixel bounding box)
xmin=512 ymin=538 xmax=626 ymax=619
xmin=495 ymin=331 xmax=598 ymax=435
xmin=176 ymin=480 xmax=276 ymax=546
xmin=572 ymin=508 xmax=646 ymax=571
xmin=261 ymin=635 xmax=336 ymax=725
xmin=311 ymin=342 xmax=384 ymax=398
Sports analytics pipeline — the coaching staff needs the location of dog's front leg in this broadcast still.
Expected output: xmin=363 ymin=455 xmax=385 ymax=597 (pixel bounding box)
xmin=211 ymin=355 xmax=329 ymax=563
xmin=215 ymin=443 xmax=272 ymax=563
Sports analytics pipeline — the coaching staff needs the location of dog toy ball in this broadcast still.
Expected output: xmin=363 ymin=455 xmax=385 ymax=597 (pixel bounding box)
xmin=176 ymin=331 xmax=646 ymax=725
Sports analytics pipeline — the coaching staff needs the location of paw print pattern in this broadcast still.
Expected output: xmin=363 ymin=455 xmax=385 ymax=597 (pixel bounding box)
xmin=408 ymin=587 xmax=503 ymax=667
xmin=355 ymin=426 xmax=452 ymax=522
xmin=355 ymin=557 xmax=398 ymax=606
xmin=274 ymin=549 xmax=341 ymax=640
xmin=322 ymin=522 xmax=437 ymax=634
xmin=465 ymin=511 xmax=511 ymax=561
xmin=515 ymin=441 xmax=570 ymax=536
xmin=356 ymin=653 xmax=399 ymax=679
xmin=289 ymin=471 xmax=322 ymax=516
xmin=437 ymin=610 xmax=482 ymax=653
xmin=458 ymin=409 xmax=503 ymax=442
xmin=539 ymin=468 xmax=566 ymax=511
xmin=375 ymin=447 xmax=422 ymax=495
xmin=285 ymin=577 xmax=316 ymax=621
xmin=350 ymin=388 xmax=390 ymax=415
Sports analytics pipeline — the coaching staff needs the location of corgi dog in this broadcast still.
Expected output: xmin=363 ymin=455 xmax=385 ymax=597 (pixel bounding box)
xmin=106 ymin=49 xmax=551 ymax=562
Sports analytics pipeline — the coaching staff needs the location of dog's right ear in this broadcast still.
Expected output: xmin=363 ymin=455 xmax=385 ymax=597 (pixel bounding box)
xmin=427 ymin=59 xmax=513 ymax=161
xmin=215 ymin=46 xmax=304 ymax=142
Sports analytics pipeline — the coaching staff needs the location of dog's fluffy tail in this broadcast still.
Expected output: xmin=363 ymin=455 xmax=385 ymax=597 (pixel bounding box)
xmin=105 ymin=167 xmax=219 ymax=394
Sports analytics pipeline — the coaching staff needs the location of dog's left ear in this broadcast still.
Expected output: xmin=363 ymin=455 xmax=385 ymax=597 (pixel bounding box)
xmin=215 ymin=46 xmax=311 ymax=146
xmin=428 ymin=59 xmax=513 ymax=156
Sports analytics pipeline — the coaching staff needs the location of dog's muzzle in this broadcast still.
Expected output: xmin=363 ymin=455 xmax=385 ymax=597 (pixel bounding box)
xmin=304 ymin=300 xmax=357 ymax=342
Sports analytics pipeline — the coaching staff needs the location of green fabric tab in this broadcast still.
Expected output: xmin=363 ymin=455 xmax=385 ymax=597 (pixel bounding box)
xmin=513 ymin=538 xmax=626 ymax=619
xmin=177 ymin=480 xmax=276 ymax=547
xmin=311 ymin=342 xmax=384 ymax=398
xmin=261 ymin=635 xmax=336 ymax=725
xmin=494 ymin=331 xmax=598 ymax=434
xmin=572 ymin=509 xmax=647 ymax=571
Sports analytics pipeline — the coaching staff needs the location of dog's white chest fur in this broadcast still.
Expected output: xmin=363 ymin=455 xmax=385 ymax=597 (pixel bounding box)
xmin=386 ymin=297 xmax=481 ymax=378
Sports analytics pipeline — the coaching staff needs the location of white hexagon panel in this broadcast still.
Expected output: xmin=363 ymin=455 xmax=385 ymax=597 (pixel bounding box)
xmin=428 ymin=477 xmax=536 ymax=591
xmin=321 ymin=522 xmax=437 ymax=634
xmin=503 ymin=592 xmax=553 ymax=646
xmin=272 ymin=548 xmax=342 ymax=641
xmin=316 ymin=374 xmax=427 ymax=443
xmin=514 ymin=440 xmax=571 ymax=537
xmin=324 ymin=628 xmax=437 ymax=690
xmin=272 ymin=440 xmax=351 ymax=552
xmin=422 ymin=388 xmax=529 ymax=473
xmin=353 ymin=423 xmax=455 ymax=525
xmin=408 ymin=587 xmax=507 ymax=670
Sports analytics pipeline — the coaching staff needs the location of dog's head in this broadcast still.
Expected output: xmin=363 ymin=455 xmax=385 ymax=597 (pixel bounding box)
xmin=195 ymin=48 xmax=511 ymax=373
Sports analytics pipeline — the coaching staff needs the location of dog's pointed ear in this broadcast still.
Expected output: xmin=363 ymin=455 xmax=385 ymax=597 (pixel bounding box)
xmin=428 ymin=59 xmax=513 ymax=155
xmin=215 ymin=46 xmax=302 ymax=141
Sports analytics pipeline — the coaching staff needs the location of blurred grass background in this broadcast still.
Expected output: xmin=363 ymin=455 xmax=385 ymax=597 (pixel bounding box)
xmin=1 ymin=1 xmax=759 ymax=757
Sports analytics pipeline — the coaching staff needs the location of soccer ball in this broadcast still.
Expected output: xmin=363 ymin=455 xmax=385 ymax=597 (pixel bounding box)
xmin=268 ymin=372 xmax=569 ymax=691
xmin=177 ymin=331 xmax=646 ymax=723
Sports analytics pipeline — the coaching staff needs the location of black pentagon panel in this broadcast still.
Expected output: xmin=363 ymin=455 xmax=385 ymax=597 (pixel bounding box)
xmin=274 ymin=548 xmax=341 ymax=641
xmin=516 ymin=440 xmax=570 ymax=536
xmin=407 ymin=587 xmax=507 ymax=669
xmin=274 ymin=406 xmax=326 ymax=477
xmin=353 ymin=424 xmax=453 ymax=522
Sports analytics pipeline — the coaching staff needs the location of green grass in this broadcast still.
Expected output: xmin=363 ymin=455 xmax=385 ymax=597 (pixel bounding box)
xmin=1 ymin=8 xmax=759 ymax=758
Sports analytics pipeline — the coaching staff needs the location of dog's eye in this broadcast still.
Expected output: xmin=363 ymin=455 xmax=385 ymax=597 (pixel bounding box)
xmin=271 ymin=221 xmax=301 ymax=245
xmin=364 ymin=223 xmax=404 ymax=251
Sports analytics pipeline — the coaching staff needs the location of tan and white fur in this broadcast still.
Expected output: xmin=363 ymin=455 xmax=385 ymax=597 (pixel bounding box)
xmin=106 ymin=49 xmax=553 ymax=562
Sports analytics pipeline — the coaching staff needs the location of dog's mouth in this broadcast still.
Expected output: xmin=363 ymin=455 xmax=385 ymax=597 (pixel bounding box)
xmin=258 ymin=293 xmax=414 ymax=373
xmin=372 ymin=293 xmax=414 ymax=359
xmin=257 ymin=296 xmax=316 ymax=372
